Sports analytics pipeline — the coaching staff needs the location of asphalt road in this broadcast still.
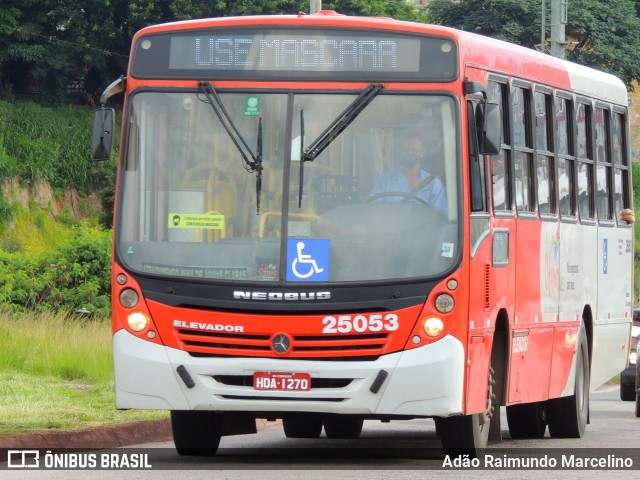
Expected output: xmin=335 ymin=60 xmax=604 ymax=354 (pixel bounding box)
xmin=3 ymin=386 xmax=639 ymax=479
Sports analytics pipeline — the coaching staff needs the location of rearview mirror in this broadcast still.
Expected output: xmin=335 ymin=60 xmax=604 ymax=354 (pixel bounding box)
xmin=476 ymin=103 xmax=501 ymax=155
xmin=92 ymin=107 xmax=115 ymax=161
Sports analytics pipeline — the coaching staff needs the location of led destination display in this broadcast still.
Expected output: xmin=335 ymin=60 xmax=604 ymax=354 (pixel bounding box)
xmin=171 ymin=35 xmax=419 ymax=72
xmin=132 ymin=28 xmax=458 ymax=81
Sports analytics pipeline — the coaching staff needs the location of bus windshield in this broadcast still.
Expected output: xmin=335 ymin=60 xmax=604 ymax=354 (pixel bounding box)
xmin=117 ymin=90 xmax=459 ymax=283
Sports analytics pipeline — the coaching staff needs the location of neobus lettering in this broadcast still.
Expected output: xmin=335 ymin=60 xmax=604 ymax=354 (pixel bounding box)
xmin=233 ymin=291 xmax=331 ymax=300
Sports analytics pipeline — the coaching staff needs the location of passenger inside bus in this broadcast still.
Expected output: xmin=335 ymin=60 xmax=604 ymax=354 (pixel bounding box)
xmin=368 ymin=130 xmax=447 ymax=210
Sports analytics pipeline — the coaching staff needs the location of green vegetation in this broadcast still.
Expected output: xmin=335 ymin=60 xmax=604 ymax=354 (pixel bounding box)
xmin=0 ymin=98 xmax=117 ymax=231
xmin=0 ymin=1 xmax=429 ymax=101
xmin=0 ymin=99 xmax=113 ymax=191
xmin=428 ymin=0 xmax=640 ymax=88
xmin=0 ymin=223 xmax=112 ymax=318
xmin=0 ymin=99 xmax=115 ymax=318
xmin=0 ymin=308 xmax=165 ymax=436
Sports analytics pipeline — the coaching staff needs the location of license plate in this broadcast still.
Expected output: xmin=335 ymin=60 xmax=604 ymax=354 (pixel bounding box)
xmin=253 ymin=371 xmax=311 ymax=391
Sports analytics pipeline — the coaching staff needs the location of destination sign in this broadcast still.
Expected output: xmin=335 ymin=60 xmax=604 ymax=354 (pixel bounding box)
xmin=171 ymin=35 xmax=418 ymax=72
xmin=131 ymin=28 xmax=458 ymax=81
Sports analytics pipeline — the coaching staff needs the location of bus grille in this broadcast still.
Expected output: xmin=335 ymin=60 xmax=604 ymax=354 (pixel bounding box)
xmin=176 ymin=329 xmax=388 ymax=359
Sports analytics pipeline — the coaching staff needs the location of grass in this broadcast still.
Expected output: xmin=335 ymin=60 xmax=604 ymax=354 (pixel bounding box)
xmin=0 ymin=309 xmax=166 ymax=436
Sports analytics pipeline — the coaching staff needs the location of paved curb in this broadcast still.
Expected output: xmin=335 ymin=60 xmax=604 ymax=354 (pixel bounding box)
xmin=0 ymin=419 xmax=172 ymax=452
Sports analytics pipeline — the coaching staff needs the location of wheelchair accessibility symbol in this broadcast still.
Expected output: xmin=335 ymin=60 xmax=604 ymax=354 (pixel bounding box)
xmin=286 ymin=239 xmax=329 ymax=281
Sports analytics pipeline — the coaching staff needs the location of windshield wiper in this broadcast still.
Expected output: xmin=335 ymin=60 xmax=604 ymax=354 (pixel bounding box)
xmin=198 ymin=81 xmax=263 ymax=213
xmin=298 ymin=109 xmax=305 ymax=208
xmin=256 ymin=116 xmax=263 ymax=213
xmin=302 ymin=83 xmax=383 ymax=163
xmin=297 ymin=82 xmax=383 ymax=207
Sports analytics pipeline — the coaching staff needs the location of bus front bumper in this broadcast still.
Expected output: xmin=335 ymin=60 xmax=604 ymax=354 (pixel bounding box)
xmin=113 ymin=329 xmax=465 ymax=417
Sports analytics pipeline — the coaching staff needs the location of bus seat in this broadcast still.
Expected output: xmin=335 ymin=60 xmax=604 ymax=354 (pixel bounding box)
xmin=181 ymin=165 xmax=216 ymax=189
xmin=258 ymin=212 xmax=318 ymax=238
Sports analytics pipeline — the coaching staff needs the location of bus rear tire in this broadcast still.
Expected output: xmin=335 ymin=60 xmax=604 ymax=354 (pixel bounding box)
xmin=506 ymin=402 xmax=546 ymax=439
xmin=171 ymin=410 xmax=222 ymax=456
xmin=620 ymin=381 xmax=635 ymax=401
xmin=323 ymin=415 xmax=364 ymax=439
xmin=282 ymin=414 xmax=323 ymax=438
xmin=547 ymin=329 xmax=589 ymax=438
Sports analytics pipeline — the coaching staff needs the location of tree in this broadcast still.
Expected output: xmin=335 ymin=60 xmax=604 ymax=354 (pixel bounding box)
xmin=428 ymin=0 xmax=540 ymax=45
xmin=324 ymin=0 xmax=428 ymax=21
xmin=567 ymin=0 xmax=640 ymax=89
xmin=428 ymin=0 xmax=640 ymax=89
xmin=0 ymin=0 xmax=122 ymax=99
xmin=0 ymin=0 xmax=429 ymax=100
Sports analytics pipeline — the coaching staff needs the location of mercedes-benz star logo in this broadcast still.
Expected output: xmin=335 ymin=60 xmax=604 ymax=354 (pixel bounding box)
xmin=271 ymin=333 xmax=292 ymax=354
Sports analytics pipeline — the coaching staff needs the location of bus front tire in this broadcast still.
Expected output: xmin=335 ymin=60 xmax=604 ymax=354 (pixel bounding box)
xmin=437 ymin=412 xmax=490 ymax=459
xmin=438 ymin=366 xmax=493 ymax=458
xmin=171 ymin=410 xmax=222 ymax=456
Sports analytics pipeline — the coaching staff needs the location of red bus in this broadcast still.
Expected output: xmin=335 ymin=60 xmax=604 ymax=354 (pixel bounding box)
xmin=92 ymin=10 xmax=634 ymax=457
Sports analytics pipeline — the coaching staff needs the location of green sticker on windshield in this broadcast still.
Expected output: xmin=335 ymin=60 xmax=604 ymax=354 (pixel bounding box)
xmin=168 ymin=213 xmax=224 ymax=229
xmin=244 ymin=96 xmax=260 ymax=116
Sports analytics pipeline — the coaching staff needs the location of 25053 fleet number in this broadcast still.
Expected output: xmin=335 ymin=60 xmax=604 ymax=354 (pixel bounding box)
xmin=322 ymin=314 xmax=399 ymax=334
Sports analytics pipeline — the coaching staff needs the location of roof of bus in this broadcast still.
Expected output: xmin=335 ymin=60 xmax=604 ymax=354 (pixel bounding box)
xmin=136 ymin=11 xmax=628 ymax=106
xmin=454 ymin=29 xmax=628 ymax=106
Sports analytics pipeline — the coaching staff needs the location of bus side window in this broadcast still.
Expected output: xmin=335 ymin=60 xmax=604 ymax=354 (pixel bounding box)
xmin=534 ymin=90 xmax=555 ymax=215
xmin=555 ymin=95 xmax=576 ymax=217
xmin=467 ymin=101 xmax=486 ymax=212
xmin=594 ymin=106 xmax=612 ymax=221
xmin=611 ymin=110 xmax=631 ymax=222
xmin=575 ymin=102 xmax=595 ymax=221
xmin=512 ymin=85 xmax=534 ymax=213
xmin=487 ymin=80 xmax=511 ymax=212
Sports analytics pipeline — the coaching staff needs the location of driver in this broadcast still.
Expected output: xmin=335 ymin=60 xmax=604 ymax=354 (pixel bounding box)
xmin=368 ymin=131 xmax=447 ymax=210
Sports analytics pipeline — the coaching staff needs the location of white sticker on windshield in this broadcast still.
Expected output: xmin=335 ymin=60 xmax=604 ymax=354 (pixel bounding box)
xmin=441 ymin=242 xmax=454 ymax=258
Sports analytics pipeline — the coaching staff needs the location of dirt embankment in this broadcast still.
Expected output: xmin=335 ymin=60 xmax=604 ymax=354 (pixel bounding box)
xmin=2 ymin=177 xmax=103 ymax=225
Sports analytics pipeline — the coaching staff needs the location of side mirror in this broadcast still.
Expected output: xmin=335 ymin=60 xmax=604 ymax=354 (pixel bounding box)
xmin=476 ymin=103 xmax=501 ymax=155
xmin=92 ymin=107 xmax=115 ymax=161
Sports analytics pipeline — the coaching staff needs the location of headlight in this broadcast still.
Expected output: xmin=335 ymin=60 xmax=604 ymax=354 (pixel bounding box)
xmin=423 ymin=317 xmax=444 ymax=337
xmin=127 ymin=312 xmax=149 ymax=332
xmin=630 ymin=351 xmax=637 ymax=366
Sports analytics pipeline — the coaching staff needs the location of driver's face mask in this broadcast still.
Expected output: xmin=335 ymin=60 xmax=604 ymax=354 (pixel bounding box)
xmin=399 ymin=150 xmax=423 ymax=169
